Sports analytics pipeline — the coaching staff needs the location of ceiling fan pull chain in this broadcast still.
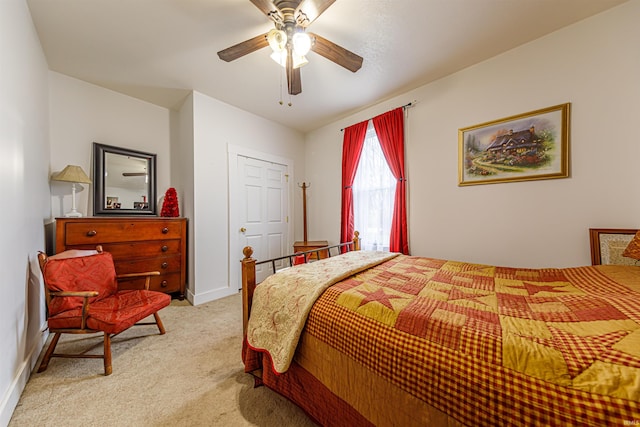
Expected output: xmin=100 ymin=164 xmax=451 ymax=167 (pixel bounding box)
xmin=279 ymin=66 xmax=284 ymax=105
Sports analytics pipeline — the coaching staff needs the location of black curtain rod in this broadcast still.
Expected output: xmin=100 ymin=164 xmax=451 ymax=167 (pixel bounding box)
xmin=340 ymin=101 xmax=416 ymax=132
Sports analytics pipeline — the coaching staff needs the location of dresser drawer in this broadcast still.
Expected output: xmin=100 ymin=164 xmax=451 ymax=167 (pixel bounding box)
xmin=114 ymin=254 xmax=182 ymax=275
xmin=63 ymin=220 xmax=184 ymax=245
xmin=118 ymin=272 xmax=181 ymax=294
xmin=97 ymin=241 xmax=181 ymax=259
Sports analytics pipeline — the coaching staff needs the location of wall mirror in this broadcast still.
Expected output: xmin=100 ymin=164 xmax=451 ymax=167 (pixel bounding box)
xmin=93 ymin=142 xmax=157 ymax=215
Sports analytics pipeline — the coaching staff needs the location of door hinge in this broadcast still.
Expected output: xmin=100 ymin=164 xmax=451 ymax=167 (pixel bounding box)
xmin=286 ymin=216 xmax=289 ymax=223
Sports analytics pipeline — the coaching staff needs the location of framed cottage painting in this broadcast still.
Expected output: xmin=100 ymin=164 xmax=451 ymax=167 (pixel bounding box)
xmin=458 ymin=103 xmax=570 ymax=186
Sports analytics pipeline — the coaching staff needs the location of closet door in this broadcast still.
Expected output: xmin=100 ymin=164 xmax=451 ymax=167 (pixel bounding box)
xmin=235 ymin=155 xmax=289 ymax=285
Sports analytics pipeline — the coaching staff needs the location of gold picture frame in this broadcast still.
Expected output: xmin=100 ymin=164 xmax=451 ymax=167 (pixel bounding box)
xmin=589 ymin=228 xmax=639 ymax=266
xmin=459 ymin=103 xmax=570 ymax=186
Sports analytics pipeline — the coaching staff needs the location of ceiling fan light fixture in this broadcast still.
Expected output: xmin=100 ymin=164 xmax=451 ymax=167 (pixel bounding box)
xmin=292 ymin=54 xmax=308 ymax=69
xmin=270 ymin=50 xmax=308 ymax=69
xmin=270 ymin=50 xmax=287 ymax=67
xmin=267 ymin=29 xmax=287 ymax=52
xmin=292 ymin=32 xmax=311 ymax=56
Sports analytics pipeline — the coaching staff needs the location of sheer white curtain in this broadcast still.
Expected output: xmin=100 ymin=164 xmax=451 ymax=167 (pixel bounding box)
xmin=352 ymin=121 xmax=396 ymax=251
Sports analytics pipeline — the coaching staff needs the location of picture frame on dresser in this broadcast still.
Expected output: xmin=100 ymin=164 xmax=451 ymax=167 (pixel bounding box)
xmin=589 ymin=228 xmax=639 ymax=266
xmin=93 ymin=142 xmax=157 ymax=215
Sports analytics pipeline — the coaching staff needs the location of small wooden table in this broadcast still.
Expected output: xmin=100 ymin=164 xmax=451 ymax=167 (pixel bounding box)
xmin=294 ymin=240 xmax=329 ymax=260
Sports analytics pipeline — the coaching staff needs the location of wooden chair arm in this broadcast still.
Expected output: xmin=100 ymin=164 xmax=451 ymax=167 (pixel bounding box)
xmin=116 ymin=271 xmax=161 ymax=290
xmin=50 ymin=290 xmax=100 ymax=298
xmin=49 ymin=291 xmax=98 ymax=329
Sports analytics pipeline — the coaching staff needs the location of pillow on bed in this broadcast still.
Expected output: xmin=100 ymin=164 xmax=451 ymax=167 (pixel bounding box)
xmin=622 ymin=230 xmax=640 ymax=260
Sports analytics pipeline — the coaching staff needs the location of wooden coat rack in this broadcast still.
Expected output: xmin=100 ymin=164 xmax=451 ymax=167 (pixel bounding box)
xmin=299 ymin=182 xmax=309 ymax=243
xmin=293 ymin=182 xmax=328 ymax=260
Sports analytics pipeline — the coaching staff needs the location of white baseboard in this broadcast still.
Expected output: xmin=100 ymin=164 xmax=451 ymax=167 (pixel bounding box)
xmin=0 ymin=327 xmax=48 ymax=427
xmin=188 ymin=287 xmax=237 ymax=306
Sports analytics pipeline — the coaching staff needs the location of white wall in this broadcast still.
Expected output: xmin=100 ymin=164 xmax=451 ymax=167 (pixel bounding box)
xmin=306 ymin=0 xmax=640 ymax=268
xmin=47 ymin=80 xmax=305 ymax=307
xmin=0 ymin=0 xmax=51 ymax=424
xmin=49 ymin=72 xmax=172 ymax=219
xmin=183 ymin=91 xmax=304 ymax=305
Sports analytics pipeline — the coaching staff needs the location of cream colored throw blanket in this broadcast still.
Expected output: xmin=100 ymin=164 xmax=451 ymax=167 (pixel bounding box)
xmin=246 ymin=250 xmax=399 ymax=373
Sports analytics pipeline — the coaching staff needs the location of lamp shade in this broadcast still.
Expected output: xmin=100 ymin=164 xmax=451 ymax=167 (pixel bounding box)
xmin=52 ymin=165 xmax=91 ymax=184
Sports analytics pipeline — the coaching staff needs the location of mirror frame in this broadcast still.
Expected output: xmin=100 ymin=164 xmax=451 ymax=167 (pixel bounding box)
xmin=93 ymin=142 xmax=157 ymax=216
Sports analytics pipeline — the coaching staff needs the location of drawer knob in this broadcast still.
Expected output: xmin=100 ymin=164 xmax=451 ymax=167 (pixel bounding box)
xmin=162 ymin=227 xmax=169 ymax=234
xmin=161 ymin=262 xmax=168 ymax=269
xmin=161 ymin=280 xmax=168 ymax=288
xmin=161 ymin=245 xmax=169 ymax=252
xmin=86 ymin=230 xmax=97 ymax=237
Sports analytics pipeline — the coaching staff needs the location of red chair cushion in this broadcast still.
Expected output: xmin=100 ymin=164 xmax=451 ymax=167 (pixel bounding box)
xmin=45 ymin=307 xmax=84 ymax=330
xmin=87 ymin=290 xmax=171 ymax=334
xmin=42 ymin=252 xmax=118 ymax=316
xmin=47 ymin=290 xmax=171 ymax=334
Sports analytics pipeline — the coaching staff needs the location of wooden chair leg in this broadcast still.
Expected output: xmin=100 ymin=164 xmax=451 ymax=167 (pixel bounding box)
xmin=37 ymin=332 xmax=61 ymax=373
xmin=154 ymin=312 xmax=166 ymax=335
xmin=103 ymin=332 xmax=112 ymax=376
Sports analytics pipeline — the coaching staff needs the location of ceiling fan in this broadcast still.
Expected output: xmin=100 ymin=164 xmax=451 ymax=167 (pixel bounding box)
xmin=217 ymin=0 xmax=363 ymax=96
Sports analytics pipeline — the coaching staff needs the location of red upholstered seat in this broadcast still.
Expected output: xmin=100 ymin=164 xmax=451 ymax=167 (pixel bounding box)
xmin=37 ymin=247 xmax=171 ymax=375
xmin=46 ymin=289 xmax=170 ymax=334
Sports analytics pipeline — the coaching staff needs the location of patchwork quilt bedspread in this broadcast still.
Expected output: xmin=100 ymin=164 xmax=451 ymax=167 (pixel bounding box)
xmin=246 ymin=254 xmax=640 ymax=425
xmin=246 ymin=250 xmax=399 ymax=372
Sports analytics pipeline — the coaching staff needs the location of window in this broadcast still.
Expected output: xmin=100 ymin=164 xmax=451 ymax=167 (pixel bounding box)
xmin=352 ymin=121 xmax=395 ymax=251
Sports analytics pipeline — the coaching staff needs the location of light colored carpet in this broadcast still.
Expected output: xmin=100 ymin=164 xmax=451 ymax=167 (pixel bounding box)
xmin=9 ymin=293 xmax=317 ymax=427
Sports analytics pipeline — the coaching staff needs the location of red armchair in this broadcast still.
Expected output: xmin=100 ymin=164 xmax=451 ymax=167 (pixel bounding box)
xmin=37 ymin=246 xmax=171 ymax=375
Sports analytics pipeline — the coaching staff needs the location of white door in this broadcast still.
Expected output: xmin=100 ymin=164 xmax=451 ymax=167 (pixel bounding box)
xmin=232 ymin=154 xmax=289 ymax=286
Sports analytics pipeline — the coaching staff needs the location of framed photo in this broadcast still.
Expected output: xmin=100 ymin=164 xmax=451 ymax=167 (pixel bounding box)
xmin=589 ymin=228 xmax=639 ymax=265
xmin=106 ymin=196 xmax=119 ymax=209
xmin=459 ymin=103 xmax=570 ymax=186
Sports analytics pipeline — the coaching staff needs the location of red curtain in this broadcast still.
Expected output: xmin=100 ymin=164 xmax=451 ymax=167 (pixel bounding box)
xmin=372 ymin=108 xmax=409 ymax=254
xmin=340 ymin=121 xmax=368 ymax=248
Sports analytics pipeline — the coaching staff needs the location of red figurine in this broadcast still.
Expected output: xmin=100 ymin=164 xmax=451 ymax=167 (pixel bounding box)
xmin=160 ymin=187 xmax=180 ymax=217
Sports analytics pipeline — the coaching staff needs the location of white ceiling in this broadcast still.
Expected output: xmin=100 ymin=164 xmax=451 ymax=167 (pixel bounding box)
xmin=27 ymin=0 xmax=627 ymax=133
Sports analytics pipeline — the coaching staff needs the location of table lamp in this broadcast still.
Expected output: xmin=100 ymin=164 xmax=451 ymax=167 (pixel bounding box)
xmin=52 ymin=165 xmax=92 ymax=217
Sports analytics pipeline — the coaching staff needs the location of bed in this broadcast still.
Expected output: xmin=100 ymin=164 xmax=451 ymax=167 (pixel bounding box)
xmin=240 ymin=232 xmax=640 ymax=426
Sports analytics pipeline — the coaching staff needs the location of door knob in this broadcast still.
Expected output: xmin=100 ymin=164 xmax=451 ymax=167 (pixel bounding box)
xmin=240 ymin=227 xmax=246 ymax=232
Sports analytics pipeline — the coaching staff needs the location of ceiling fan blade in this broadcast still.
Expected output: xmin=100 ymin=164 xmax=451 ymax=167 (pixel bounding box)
xmin=296 ymin=0 xmax=335 ymax=26
xmin=249 ymin=0 xmax=279 ymax=17
xmin=309 ymin=33 xmax=363 ymax=72
xmin=217 ymin=33 xmax=269 ymax=62
xmin=286 ymin=50 xmax=302 ymax=95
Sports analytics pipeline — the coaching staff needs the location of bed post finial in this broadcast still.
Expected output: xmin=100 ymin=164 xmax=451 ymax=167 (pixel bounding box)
xmin=353 ymin=231 xmax=361 ymax=251
xmin=243 ymin=246 xmax=254 ymax=259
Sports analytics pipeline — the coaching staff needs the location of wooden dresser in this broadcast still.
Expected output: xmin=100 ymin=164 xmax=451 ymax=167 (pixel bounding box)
xmin=55 ymin=217 xmax=187 ymax=299
xmin=293 ymin=240 xmax=329 ymax=260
